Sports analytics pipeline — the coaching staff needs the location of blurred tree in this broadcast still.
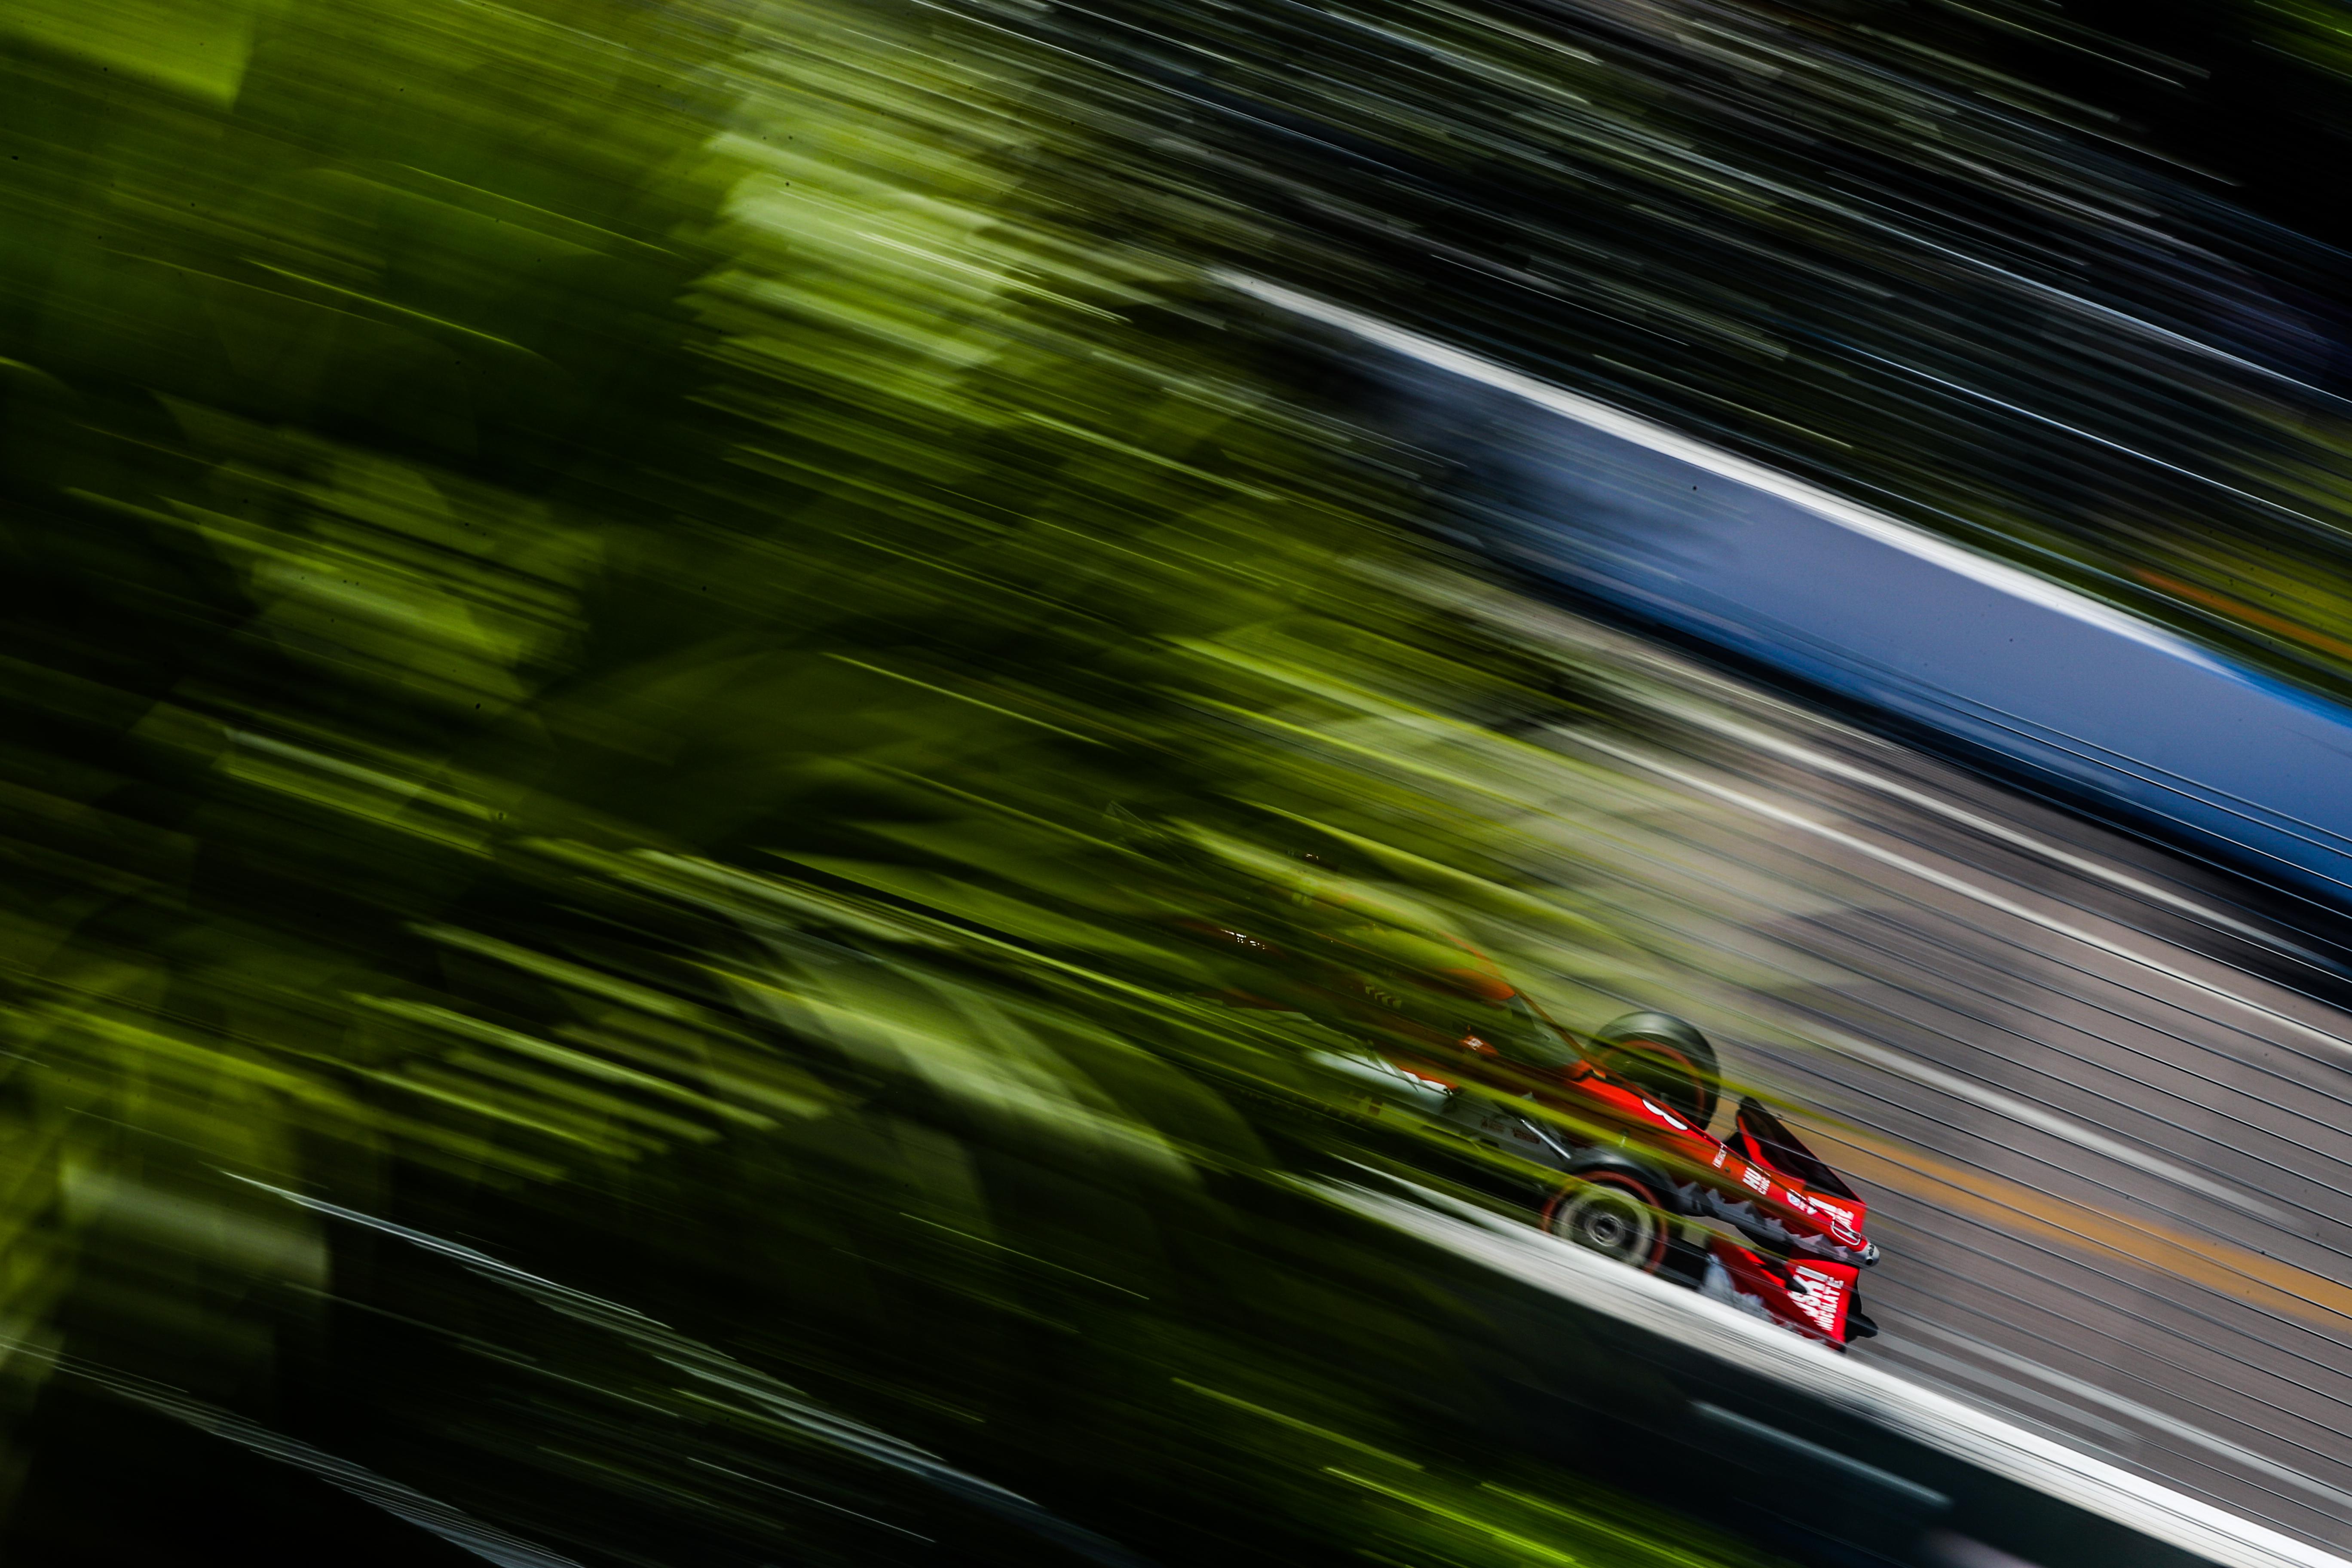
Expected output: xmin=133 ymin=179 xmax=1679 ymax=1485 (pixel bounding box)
xmin=0 ymin=1 xmax=1780 ymax=1566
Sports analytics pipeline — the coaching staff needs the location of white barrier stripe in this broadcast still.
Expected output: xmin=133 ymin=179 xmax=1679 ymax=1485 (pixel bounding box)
xmin=1315 ymin=1177 xmax=2352 ymax=1568
xmin=1900 ymin=1319 xmax=2352 ymax=1517
xmin=1213 ymin=273 xmax=2224 ymax=668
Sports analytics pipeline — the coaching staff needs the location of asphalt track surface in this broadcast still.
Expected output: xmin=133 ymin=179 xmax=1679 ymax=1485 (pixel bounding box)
xmin=1443 ymin=585 xmax=2352 ymax=1560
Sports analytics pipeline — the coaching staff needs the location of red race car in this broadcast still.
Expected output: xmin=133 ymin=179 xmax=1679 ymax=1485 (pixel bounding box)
xmin=1185 ymin=910 xmax=1880 ymax=1350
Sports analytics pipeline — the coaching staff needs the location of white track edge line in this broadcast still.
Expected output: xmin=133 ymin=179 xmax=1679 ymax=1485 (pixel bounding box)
xmin=1317 ymin=1177 xmax=2352 ymax=1568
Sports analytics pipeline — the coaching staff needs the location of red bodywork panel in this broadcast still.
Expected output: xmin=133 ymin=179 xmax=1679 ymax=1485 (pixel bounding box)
xmin=1402 ymin=1044 xmax=1874 ymax=1270
xmin=1176 ymin=909 xmax=1875 ymax=1341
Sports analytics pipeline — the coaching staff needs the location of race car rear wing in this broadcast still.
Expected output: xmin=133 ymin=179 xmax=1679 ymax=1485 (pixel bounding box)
xmin=1733 ymin=1096 xmax=1857 ymax=1201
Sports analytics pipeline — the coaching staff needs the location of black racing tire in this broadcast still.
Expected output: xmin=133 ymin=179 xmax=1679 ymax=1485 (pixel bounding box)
xmin=1589 ymin=1011 xmax=1720 ymax=1128
xmin=1542 ymin=1171 xmax=1671 ymax=1274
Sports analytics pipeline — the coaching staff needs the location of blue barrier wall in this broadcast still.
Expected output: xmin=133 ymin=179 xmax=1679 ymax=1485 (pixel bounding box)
xmin=1240 ymin=279 xmax=2352 ymax=916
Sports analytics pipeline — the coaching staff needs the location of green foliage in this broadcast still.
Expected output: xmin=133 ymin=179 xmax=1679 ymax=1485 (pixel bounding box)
xmin=0 ymin=0 xmax=1791 ymax=1564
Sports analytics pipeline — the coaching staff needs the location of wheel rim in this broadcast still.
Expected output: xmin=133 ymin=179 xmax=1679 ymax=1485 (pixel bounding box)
xmin=1549 ymin=1179 xmax=1663 ymax=1269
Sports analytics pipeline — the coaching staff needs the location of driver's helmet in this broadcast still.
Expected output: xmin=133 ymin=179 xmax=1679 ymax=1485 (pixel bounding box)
xmin=1590 ymin=1011 xmax=1710 ymax=1058
xmin=1587 ymin=1011 xmax=1718 ymax=1125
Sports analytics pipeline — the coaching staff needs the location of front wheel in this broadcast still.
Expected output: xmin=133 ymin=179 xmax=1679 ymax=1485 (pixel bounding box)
xmin=1543 ymin=1172 xmax=1671 ymax=1274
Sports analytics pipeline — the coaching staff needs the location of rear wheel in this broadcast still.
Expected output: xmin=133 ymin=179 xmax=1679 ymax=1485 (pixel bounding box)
xmin=1543 ymin=1172 xmax=1671 ymax=1273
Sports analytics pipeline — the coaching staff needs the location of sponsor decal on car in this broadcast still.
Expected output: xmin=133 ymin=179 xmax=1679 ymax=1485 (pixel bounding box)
xmin=1785 ymin=1261 xmax=1854 ymax=1340
xmin=1787 ymin=1192 xmax=1864 ymax=1249
xmin=1638 ymin=1097 xmax=1690 ymax=1131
